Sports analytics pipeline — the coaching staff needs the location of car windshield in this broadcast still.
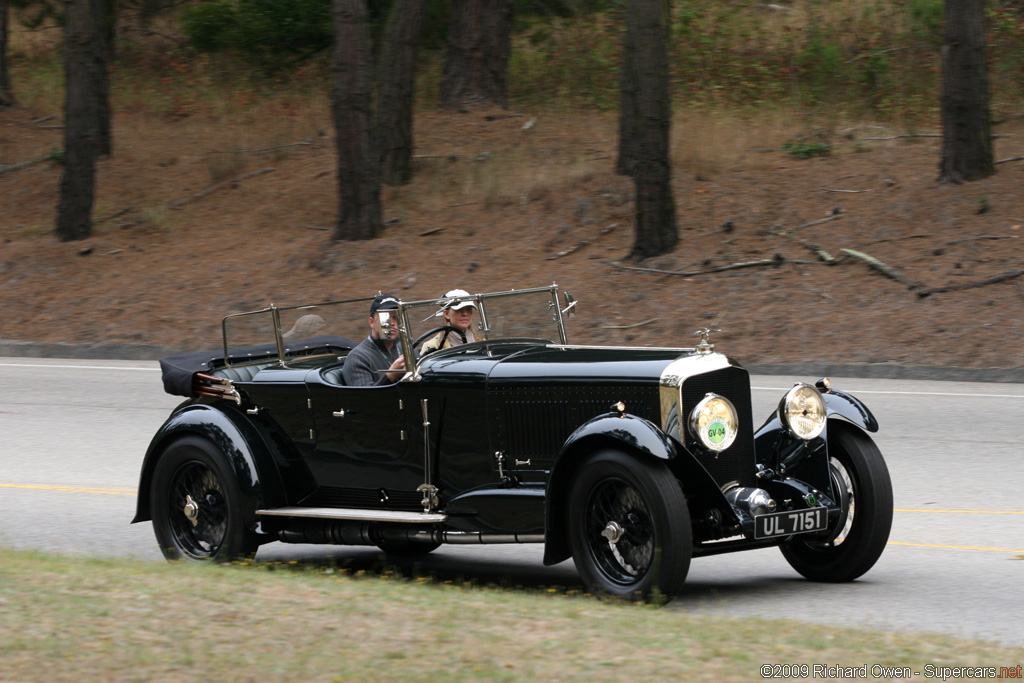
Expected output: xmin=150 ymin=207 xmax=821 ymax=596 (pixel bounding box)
xmin=400 ymin=287 xmax=566 ymax=347
xmin=219 ymin=286 xmax=569 ymax=369
xmin=221 ymin=298 xmax=374 ymax=367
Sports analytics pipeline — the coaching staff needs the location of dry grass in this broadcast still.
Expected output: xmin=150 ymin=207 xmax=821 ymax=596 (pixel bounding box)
xmin=2 ymin=549 xmax=1022 ymax=682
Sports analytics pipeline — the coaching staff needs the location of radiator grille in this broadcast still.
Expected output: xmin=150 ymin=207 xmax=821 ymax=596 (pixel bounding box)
xmin=682 ymin=367 xmax=756 ymax=488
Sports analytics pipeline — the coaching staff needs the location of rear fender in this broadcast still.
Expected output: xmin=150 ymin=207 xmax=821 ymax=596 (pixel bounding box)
xmin=132 ymin=403 xmax=288 ymax=530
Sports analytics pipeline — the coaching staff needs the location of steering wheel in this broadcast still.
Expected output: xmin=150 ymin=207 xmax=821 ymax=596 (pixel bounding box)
xmin=412 ymin=325 xmax=467 ymax=354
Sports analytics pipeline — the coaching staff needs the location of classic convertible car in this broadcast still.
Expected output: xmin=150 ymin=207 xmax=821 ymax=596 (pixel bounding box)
xmin=134 ymin=284 xmax=892 ymax=599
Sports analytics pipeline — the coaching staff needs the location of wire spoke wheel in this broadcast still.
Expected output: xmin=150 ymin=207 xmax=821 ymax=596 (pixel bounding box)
xmin=781 ymin=423 xmax=892 ymax=582
xmin=151 ymin=436 xmax=258 ymax=563
xmin=586 ymin=478 xmax=654 ymax=583
xmin=568 ymin=450 xmax=691 ymax=601
xmin=167 ymin=461 xmax=229 ymax=559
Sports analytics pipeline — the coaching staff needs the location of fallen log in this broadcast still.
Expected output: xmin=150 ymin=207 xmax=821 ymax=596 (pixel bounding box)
xmin=839 ymin=248 xmax=922 ymax=289
xmin=169 ymin=167 xmax=276 ymax=209
xmin=916 ymin=269 xmax=1024 ymax=297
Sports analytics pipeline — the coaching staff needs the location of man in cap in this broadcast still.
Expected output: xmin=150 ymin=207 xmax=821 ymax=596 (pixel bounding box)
xmin=342 ymin=294 xmax=407 ymax=386
xmin=419 ymin=289 xmax=478 ymax=355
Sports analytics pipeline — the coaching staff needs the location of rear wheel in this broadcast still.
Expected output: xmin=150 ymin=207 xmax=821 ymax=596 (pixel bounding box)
xmin=780 ymin=422 xmax=892 ymax=582
xmin=150 ymin=436 xmax=259 ymax=562
xmin=567 ymin=450 xmax=691 ymax=600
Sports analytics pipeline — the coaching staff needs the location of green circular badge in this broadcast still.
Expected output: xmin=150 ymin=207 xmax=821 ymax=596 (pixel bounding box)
xmin=707 ymin=418 xmax=728 ymax=444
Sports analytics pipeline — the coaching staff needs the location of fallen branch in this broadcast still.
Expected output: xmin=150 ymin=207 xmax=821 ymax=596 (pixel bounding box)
xmin=790 ymin=214 xmax=845 ymax=232
xmin=547 ymin=240 xmax=589 ymax=260
xmin=168 ymin=167 xmax=276 ymax=209
xmin=612 ymin=255 xmax=792 ymax=277
xmin=767 ymin=227 xmax=837 ymax=263
xmin=917 ymin=269 xmax=1024 ymax=297
xmin=860 ymin=133 xmax=941 ymax=141
xmin=0 ymin=155 xmax=49 ymax=176
xmin=547 ymin=224 xmax=616 ymax=260
xmin=945 ymin=234 xmax=1016 ymax=246
xmin=820 ymin=187 xmax=876 ymax=193
xmin=95 ymin=207 xmax=132 ymax=225
xmin=865 ymin=234 xmax=932 ymax=246
xmin=601 ymin=318 xmax=659 ymax=329
xmin=840 ymin=248 xmax=921 ymax=289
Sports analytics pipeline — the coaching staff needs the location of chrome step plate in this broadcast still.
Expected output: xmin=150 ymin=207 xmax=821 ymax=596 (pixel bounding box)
xmin=255 ymin=507 xmax=447 ymax=523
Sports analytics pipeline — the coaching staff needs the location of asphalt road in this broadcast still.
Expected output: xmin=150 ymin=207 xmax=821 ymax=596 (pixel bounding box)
xmin=1 ymin=357 xmax=1022 ymax=647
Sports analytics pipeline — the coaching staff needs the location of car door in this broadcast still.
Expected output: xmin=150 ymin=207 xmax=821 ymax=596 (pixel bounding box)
xmin=306 ymin=381 xmax=422 ymax=500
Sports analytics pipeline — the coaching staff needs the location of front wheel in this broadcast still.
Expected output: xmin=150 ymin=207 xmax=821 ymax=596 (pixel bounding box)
xmin=150 ymin=435 xmax=259 ymax=562
xmin=781 ymin=422 xmax=893 ymax=582
xmin=567 ymin=450 xmax=692 ymax=600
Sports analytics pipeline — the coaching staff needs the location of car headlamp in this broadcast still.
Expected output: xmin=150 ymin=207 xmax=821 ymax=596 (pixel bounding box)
xmin=779 ymin=383 xmax=826 ymax=440
xmin=688 ymin=393 xmax=738 ymax=452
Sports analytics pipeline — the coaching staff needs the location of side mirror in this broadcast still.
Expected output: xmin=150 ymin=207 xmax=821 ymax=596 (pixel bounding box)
xmin=378 ymin=311 xmax=393 ymax=337
xmin=562 ymin=292 xmax=577 ymax=318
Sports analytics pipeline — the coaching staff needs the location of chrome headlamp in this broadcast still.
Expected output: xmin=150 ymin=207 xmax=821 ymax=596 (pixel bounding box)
xmin=779 ymin=383 xmax=826 ymax=440
xmin=688 ymin=393 xmax=738 ymax=452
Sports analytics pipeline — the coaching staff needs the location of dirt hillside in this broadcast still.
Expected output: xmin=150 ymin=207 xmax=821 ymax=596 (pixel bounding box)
xmin=2 ymin=104 xmax=1024 ymax=371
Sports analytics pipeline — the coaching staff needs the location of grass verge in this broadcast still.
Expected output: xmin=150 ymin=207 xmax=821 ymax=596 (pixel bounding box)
xmin=1 ymin=548 xmax=1020 ymax=682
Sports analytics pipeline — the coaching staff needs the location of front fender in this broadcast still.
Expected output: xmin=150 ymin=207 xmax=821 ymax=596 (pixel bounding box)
xmin=823 ymin=389 xmax=878 ymax=432
xmin=542 ymin=413 xmax=678 ymax=566
xmin=756 ymin=388 xmax=878 ymax=447
xmin=132 ymin=403 xmax=288 ymax=526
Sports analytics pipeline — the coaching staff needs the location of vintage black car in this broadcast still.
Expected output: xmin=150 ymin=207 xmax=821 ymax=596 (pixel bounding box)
xmin=134 ymin=284 xmax=892 ymax=599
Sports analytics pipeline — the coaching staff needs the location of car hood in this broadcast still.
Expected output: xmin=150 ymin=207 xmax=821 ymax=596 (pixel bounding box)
xmin=486 ymin=344 xmax=690 ymax=384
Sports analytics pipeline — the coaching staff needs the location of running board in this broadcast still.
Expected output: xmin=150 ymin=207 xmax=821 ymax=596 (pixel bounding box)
xmin=256 ymin=507 xmax=447 ymax=523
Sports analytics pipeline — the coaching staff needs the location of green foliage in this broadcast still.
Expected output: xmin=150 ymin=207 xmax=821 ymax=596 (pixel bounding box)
xmin=907 ymin=0 xmax=945 ymax=45
xmin=181 ymin=0 xmax=333 ymax=67
xmin=47 ymin=147 xmax=66 ymax=165
xmin=781 ymin=141 xmax=832 ymax=159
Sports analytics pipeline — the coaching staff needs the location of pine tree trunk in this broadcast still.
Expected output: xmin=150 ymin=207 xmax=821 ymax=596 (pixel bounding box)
xmin=91 ymin=0 xmax=112 ymax=155
xmin=377 ymin=0 xmax=428 ymax=186
xmin=616 ymin=9 xmax=638 ymax=176
xmin=938 ymin=0 xmax=993 ymax=184
xmin=56 ymin=0 xmax=103 ymax=242
xmin=331 ymin=0 xmax=381 ymax=241
xmin=439 ymin=0 xmax=514 ymax=110
xmin=0 ymin=0 xmax=13 ymax=106
xmin=628 ymin=0 xmax=677 ymax=260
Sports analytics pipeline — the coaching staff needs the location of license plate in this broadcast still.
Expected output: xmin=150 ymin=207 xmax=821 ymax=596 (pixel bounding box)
xmin=754 ymin=507 xmax=827 ymax=539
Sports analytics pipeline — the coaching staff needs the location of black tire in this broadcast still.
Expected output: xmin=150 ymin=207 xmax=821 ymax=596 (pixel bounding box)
xmin=150 ymin=435 xmax=259 ymax=563
xmin=567 ymin=450 xmax=692 ymax=600
xmin=781 ymin=422 xmax=893 ymax=582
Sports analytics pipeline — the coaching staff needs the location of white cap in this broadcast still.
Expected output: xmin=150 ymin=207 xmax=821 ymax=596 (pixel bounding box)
xmin=441 ymin=289 xmax=476 ymax=310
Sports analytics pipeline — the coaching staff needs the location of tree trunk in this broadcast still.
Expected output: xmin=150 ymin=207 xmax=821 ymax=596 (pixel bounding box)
xmin=627 ymin=0 xmax=677 ymax=260
xmin=938 ymin=0 xmax=993 ymax=184
xmin=56 ymin=0 xmax=103 ymax=242
xmin=91 ymin=0 xmax=112 ymax=155
xmin=616 ymin=9 xmax=638 ymax=176
xmin=0 ymin=0 xmax=13 ymax=106
xmin=331 ymin=0 xmax=381 ymax=241
xmin=439 ymin=0 xmax=514 ymax=110
xmin=377 ymin=0 xmax=428 ymax=186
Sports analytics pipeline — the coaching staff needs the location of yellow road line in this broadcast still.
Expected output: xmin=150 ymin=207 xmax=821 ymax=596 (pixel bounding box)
xmin=0 ymin=483 xmax=136 ymax=497
xmin=888 ymin=540 xmax=1024 ymax=554
xmin=895 ymin=508 xmax=1024 ymax=515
